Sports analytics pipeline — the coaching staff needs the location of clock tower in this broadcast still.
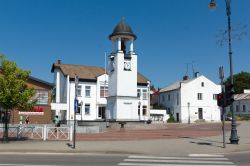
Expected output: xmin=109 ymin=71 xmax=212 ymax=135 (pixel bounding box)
xmin=106 ymin=19 xmax=138 ymax=121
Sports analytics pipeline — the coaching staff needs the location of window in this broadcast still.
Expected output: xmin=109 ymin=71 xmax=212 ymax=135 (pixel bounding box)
xmin=85 ymin=104 xmax=90 ymax=115
xmin=85 ymin=86 xmax=91 ymax=97
xmin=142 ymin=89 xmax=147 ymax=100
xmin=236 ymin=105 xmax=239 ymax=112
xmin=100 ymin=86 xmax=108 ymax=98
xmin=176 ymin=93 xmax=179 ymax=105
xmin=243 ymin=105 xmax=246 ymax=112
xmin=168 ymin=94 xmax=170 ymax=101
xmin=213 ymin=94 xmax=217 ymax=100
xmin=98 ymin=107 xmax=105 ymax=118
xmin=138 ymin=105 xmax=141 ymax=115
xmin=35 ymin=90 xmax=49 ymax=105
xmin=201 ymin=82 xmax=204 ymax=87
xmin=76 ymin=86 xmax=82 ymax=97
xmin=137 ymin=89 xmax=141 ymax=98
xmin=143 ymin=106 xmax=147 ymax=115
xmin=162 ymin=95 xmax=165 ymax=102
xmin=197 ymin=93 xmax=203 ymax=100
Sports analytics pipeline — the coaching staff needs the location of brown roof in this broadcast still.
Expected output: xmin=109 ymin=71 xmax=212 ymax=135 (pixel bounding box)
xmin=51 ymin=63 xmax=149 ymax=85
xmin=234 ymin=93 xmax=250 ymax=100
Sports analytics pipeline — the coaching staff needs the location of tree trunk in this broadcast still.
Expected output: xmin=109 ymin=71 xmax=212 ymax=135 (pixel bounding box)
xmin=2 ymin=109 xmax=9 ymax=143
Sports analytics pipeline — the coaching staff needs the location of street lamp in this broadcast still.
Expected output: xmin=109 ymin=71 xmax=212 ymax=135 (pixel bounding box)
xmin=208 ymin=0 xmax=239 ymax=144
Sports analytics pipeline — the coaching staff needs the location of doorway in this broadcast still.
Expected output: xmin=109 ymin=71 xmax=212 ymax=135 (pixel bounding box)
xmin=198 ymin=108 xmax=203 ymax=119
xmin=98 ymin=106 xmax=106 ymax=119
xmin=176 ymin=113 xmax=179 ymax=122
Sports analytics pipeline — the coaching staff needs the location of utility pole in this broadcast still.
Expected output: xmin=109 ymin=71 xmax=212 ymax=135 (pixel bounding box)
xmin=219 ymin=66 xmax=226 ymax=148
xmin=72 ymin=75 xmax=79 ymax=149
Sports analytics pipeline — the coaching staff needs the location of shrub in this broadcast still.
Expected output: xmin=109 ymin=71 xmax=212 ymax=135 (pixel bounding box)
xmin=167 ymin=113 xmax=175 ymax=123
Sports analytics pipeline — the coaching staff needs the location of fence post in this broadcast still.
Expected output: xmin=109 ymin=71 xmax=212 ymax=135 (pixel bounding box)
xmin=43 ymin=125 xmax=47 ymax=141
xmin=70 ymin=125 xmax=73 ymax=141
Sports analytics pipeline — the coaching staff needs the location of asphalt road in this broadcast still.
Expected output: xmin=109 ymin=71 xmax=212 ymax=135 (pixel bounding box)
xmin=0 ymin=153 xmax=124 ymax=166
xmin=1 ymin=152 xmax=250 ymax=166
xmin=225 ymin=151 xmax=250 ymax=166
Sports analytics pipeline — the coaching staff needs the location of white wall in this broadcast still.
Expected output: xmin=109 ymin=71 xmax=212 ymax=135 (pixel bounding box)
xmin=181 ymin=76 xmax=221 ymax=123
xmin=159 ymin=76 xmax=221 ymax=123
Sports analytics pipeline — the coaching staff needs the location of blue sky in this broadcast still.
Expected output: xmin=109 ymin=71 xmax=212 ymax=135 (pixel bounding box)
xmin=0 ymin=0 xmax=249 ymax=88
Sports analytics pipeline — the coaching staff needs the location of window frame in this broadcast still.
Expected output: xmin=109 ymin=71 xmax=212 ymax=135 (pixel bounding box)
xmin=100 ymin=86 xmax=108 ymax=98
xmin=85 ymin=86 xmax=91 ymax=97
xmin=197 ymin=93 xmax=203 ymax=100
xmin=85 ymin=104 xmax=90 ymax=115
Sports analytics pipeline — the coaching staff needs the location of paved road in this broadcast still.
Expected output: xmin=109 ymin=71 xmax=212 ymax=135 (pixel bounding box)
xmin=225 ymin=151 xmax=250 ymax=166
xmin=0 ymin=153 xmax=240 ymax=166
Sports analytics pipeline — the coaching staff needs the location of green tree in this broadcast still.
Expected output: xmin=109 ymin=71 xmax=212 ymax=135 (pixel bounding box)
xmin=225 ymin=71 xmax=250 ymax=94
xmin=0 ymin=55 xmax=36 ymax=142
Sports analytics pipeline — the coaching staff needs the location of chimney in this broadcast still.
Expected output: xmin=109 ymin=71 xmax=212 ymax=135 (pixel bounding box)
xmin=183 ymin=75 xmax=189 ymax=81
xmin=194 ymin=72 xmax=200 ymax=78
xmin=57 ymin=60 xmax=61 ymax=64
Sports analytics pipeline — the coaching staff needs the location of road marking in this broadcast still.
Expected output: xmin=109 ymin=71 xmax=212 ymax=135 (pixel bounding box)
xmin=129 ymin=155 xmax=229 ymax=160
xmin=118 ymin=155 xmax=236 ymax=166
xmin=0 ymin=164 xmax=59 ymax=166
xmin=189 ymin=154 xmax=225 ymax=157
xmin=119 ymin=163 xmax=236 ymax=166
xmin=124 ymin=159 xmax=234 ymax=164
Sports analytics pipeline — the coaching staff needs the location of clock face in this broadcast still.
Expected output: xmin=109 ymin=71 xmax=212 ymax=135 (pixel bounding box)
xmin=124 ymin=61 xmax=131 ymax=70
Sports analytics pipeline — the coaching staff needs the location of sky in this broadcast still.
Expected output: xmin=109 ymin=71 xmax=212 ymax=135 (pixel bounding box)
xmin=0 ymin=0 xmax=249 ymax=88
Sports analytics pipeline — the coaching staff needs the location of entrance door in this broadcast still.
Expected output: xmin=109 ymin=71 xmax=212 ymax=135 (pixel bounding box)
xmin=98 ymin=107 xmax=106 ymax=119
xmin=176 ymin=113 xmax=179 ymax=122
xmin=198 ymin=108 xmax=203 ymax=119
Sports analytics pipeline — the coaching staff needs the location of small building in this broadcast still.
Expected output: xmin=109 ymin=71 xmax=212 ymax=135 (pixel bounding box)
xmin=0 ymin=76 xmax=53 ymax=124
xmin=226 ymin=92 xmax=250 ymax=116
xmin=159 ymin=74 xmax=221 ymax=123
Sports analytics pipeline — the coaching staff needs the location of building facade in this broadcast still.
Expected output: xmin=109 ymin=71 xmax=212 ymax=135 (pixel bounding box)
xmin=51 ymin=61 xmax=150 ymax=123
xmin=159 ymin=75 xmax=221 ymax=123
xmin=0 ymin=75 xmax=53 ymax=124
xmin=226 ymin=92 xmax=250 ymax=116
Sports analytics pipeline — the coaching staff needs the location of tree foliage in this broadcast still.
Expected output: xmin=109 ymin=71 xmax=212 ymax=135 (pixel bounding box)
xmin=0 ymin=55 xmax=36 ymax=111
xmin=225 ymin=71 xmax=250 ymax=94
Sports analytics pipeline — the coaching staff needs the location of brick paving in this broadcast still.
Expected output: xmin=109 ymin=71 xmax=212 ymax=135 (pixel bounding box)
xmin=76 ymin=122 xmax=232 ymax=141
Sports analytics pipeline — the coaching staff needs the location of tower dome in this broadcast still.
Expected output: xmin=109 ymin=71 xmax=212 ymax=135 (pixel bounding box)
xmin=109 ymin=19 xmax=137 ymax=40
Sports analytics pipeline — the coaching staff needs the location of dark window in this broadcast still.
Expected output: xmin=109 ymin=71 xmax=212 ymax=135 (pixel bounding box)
xmin=198 ymin=93 xmax=203 ymax=100
xmin=85 ymin=104 xmax=90 ymax=115
xmin=143 ymin=106 xmax=147 ymax=115
xmin=201 ymin=82 xmax=204 ymax=87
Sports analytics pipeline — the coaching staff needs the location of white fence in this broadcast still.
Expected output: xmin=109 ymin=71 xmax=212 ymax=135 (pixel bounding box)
xmin=0 ymin=125 xmax=72 ymax=141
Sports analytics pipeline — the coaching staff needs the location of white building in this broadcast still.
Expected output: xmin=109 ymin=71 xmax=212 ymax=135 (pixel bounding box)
xmin=159 ymin=74 xmax=221 ymax=123
xmin=106 ymin=19 xmax=151 ymax=121
xmin=50 ymin=61 xmax=150 ymax=123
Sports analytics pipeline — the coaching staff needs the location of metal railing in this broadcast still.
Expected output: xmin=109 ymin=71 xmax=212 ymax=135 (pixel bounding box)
xmin=0 ymin=125 xmax=71 ymax=141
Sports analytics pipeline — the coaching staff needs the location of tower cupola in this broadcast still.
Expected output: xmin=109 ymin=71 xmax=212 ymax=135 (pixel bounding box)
xmin=109 ymin=19 xmax=137 ymax=54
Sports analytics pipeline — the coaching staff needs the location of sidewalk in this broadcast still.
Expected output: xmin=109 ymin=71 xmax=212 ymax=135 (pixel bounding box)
xmin=0 ymin=121 xmax=250 ymax=156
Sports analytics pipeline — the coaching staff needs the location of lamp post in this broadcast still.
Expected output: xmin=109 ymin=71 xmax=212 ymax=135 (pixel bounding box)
xmin=208 ymin=0 xmax=239 ymax=144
